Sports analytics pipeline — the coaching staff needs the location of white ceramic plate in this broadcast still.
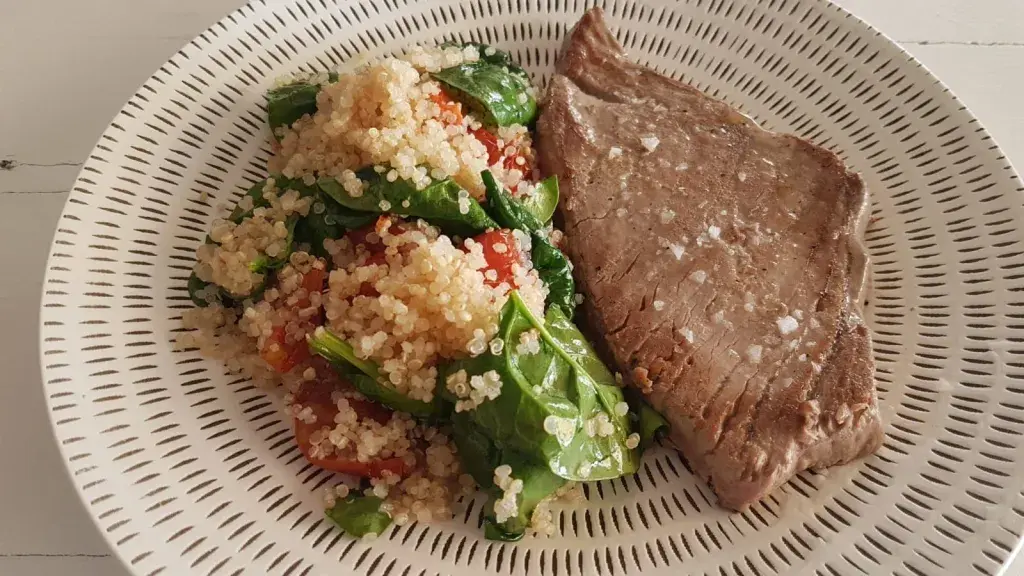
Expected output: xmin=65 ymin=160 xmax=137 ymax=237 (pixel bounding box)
xmin=40 ymin=1 xmax=1024 ymax=574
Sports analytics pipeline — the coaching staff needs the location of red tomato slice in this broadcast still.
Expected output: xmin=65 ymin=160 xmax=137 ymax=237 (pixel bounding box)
xmin=293 ymin=267 xmax=328 ymax=310
xmin=346 ymin=222 xmax=383 ymax=253
xmin=302 ymin=267 xmax=326 ymax=295
xmin=503 ymin=151 xmax=531 ymax=175
xmin=430 ymin=89 xmax=464 ymax=126
xmin=347 ymin=222 xmax=385 ymax=295
xmin=262 ymin=326 xmax=309 ymax=373
xmin=473 ymin=229 xmax=522 ymax=288
xmin=347 ymin=217 xmax=406 ymax=254
xmin=470 ymin=127 xmax=502 ymax=165
xmin=347 ymin=217 xmax=408 ymax=298
xmin=470 ymin=127 xmax=531 ymax=174
xmin=292 ymin=373 xmax=410 ymax=478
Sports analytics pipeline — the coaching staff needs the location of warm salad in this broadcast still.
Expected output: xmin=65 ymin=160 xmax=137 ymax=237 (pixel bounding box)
xmin=179 ymin=42 xmax=667 ymax=541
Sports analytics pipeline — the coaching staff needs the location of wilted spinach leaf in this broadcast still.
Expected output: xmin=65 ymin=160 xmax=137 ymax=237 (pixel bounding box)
xmin=325 ymin=493 xmax=392 ymax=537
xmin=482 ymin=171 xmax=576 ymax=318
xmin=451 ymin=411 xmax=501 ymax=489
xmin=440 ymin=42 xmax=530 ymax=81
xmin=483 ymin=170 xmax=543 ymax=232
xmin=481 ymin=451 xmax=566 ymax=542
xmin=307 ymin=327 xmax=443 ymax=419
xmin=295 ymin=190 xmax=376 ymax=258
xmin=451 ymin=412 xmax=566 ymax=542
xmin=520 ymin=176 xmax=559 ymax=224
xmin=530 ymin=233 xmax=576 ymax=319
xmin=433 ymin=61 xmax=537 ymax=127
xmin=318 ymin=170 xmax=497 ymax=237
xmin=625 ymin=388 xmax=670 ymax=452
xmin=442 ymin=292 xmax=638 ymax=481
xmin=266 ymin=73 xmax=338 ymax=139
xmin=189 ymin=177 xmax=311 ymax=306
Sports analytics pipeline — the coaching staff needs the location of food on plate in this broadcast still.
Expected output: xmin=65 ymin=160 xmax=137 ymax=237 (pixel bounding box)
xmin=536 ymin=8 xmax=882 ymax=510
xmin=178 ymin=5 xmax=883 ymax=542
xmin=177 ymin=41 xmax=663 ymax=542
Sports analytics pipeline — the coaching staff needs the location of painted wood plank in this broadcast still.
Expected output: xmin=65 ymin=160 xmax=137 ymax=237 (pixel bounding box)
xmin=834 ymin=0 xmax=1024 ymax=44
xmin=0 ymin=557 xmax=127 ymax=576
xmin=0 ymin=0 xmax=244 ymax=192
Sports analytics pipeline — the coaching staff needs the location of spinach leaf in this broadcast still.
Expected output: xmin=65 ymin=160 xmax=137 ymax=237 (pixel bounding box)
xmin=443 ymin=292 xmax=638 ymax=481
xmin=325 ymin=493 xmax=392 ymax=537
xmin=296 ymin=191 xmax=376 ymax=258
xmin=482 ymin=171 xmax=576 ymax=317
xmin=441 ymin=42 xmax=529 ymax=81
xmin=187 ymin=269 xmax=269 ymax=308
xmin=450 ymin=411 xmax=501 ymax=489
xmin=307 ymin=327 xmax=443 ymax=419
xmin=433 ymin=61 xmax=538 ymax=127
xmin=251 ymin=216 xmax=299 ymax=273
xmin=318 ymin=170 xmax=497 ymax=237
xmin=483 ymin=170 xmax=543 ymax=232
xmin=625 ymin=388 xmax=670 ymax=452
xmin=530 ymin=233 xmax=576 ymax=319
xmin=189 ymin=177 xmax=310 ymax=306
xmin=451 ymin=412 xmax=566 ymax=541
xmin=482 ymin=451 xmax=566 ymax=542
xmin=229 ymin=179 xmax=272 ymax=223
xmin=266 ymin=73 xmax=337 ymax=139
xmin=187 ymin=272 xmax=220 ymax=307
xmin=268 ymin=82 xmax=318 ymax=136
xmin=231 ymin=179 xmax=306 ymax=276
xmin=520 ymin=176 xmax=559 ymax=224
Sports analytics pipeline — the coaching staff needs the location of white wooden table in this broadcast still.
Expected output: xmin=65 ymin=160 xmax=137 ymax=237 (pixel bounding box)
xmin=2 ymin=1 xmax=1022 ymax=574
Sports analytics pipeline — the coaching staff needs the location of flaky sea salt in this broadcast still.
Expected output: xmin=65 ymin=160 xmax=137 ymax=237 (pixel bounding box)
xmin=689 ymin=270 xmax=707 ymax=284
xmin=640 ymin=136 xmax=660 ymax=152
xmin=777 ymin=316 xmax=799 ymax=335
xmin=609 ymin=146 xmax=623 ymax=159
xmin=669 ymin=243 xmax=685 ymax=260
xmin=747 ymin=344 xmax=763 ymax=364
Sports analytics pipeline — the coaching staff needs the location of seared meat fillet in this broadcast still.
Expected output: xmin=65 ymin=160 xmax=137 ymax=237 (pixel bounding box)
xmin=536 ymin=8 xmax=883 ymax=510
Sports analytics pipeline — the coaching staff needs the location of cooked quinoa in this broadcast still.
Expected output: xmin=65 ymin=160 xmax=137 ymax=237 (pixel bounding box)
xmin=271 ymin=45 xmax=536 ymax=200
xmin=179 ymin=40 xmax=653 ymax=544
xmin=322 ymin=218 xmax=545 ymax=403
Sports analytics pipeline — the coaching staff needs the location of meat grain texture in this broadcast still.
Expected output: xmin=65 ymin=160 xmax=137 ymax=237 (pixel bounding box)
xmin=537 ymin=8 xmax=884 ymax=510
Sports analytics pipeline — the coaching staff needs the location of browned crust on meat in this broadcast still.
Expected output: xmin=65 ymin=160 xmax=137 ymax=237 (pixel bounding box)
xmin=538 ymin=8 xmax=883 ymax=510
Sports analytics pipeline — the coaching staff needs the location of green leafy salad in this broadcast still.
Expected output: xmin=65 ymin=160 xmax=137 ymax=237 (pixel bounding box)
xmin=180 ymin=41 xmax=669 ymax=543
